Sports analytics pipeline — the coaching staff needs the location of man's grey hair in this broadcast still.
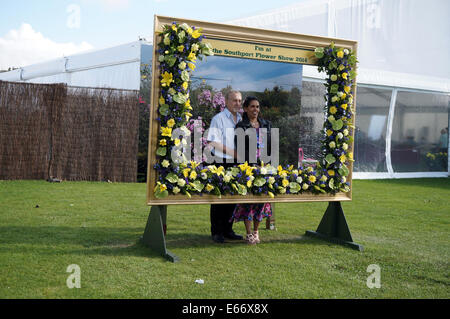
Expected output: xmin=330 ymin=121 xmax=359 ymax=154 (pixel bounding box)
xmin=225 ymin=90 xmax=242 ymax=101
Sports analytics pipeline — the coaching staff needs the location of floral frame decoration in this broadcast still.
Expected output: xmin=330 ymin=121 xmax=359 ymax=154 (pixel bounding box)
xmin=147 ymin=16 xmax=358 ymax=205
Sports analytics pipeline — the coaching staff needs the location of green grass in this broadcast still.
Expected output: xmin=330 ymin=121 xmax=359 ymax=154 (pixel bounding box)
xmin=0 ymin=178 xmax=449 ymax=298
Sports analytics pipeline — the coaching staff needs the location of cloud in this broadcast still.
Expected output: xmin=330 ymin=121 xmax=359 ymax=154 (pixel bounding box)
xmin=0 ymin=23 xmax=93 ymax=70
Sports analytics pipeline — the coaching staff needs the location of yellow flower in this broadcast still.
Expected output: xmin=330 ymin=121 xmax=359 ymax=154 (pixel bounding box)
xmin=188 ymin=62 xmax=196 ymax=71
xmin=189 ymin=171 xmax=197 ymax=180
xmin=328 ymin=170 xmax=335 ymax=176
xmin=268 ymin=191 xmax=275 ymax=198
xmin=247 ymin=180 xmax=252 ymax=188
xmin=159 ymin=184 xmax=167 ymax=192
xmin=205 ymin=184 xmax=214 ymax=192
xmin=329 ymin=106 xmax=337 ymax=114
xmin=160 ymin=127 xmax=172 ymax=137
xmin=348 ymin=152 xmax=353 ymax=160
xmin=187 ymin=51 xmax=197 ymax=62
xmin=167 ymin=118 xmax=175 ymax=128
xmin=182 ymin=168 xmax=191 ymax=178
xmin=341 ymin=72 xmax=348 ymax=80
xmin=171 ymin=24 xmax=177 ymax=31
xmin=282 ymin=179 xmax=289 ymax=187
xmin=182 ymin=82 xmax=188 ymax=91
xmin=320 ymin=175 xmax=327 ymax=182
xmin=191 ymin=28 xmax=202 ymax=39
xmin=337 ymin=50 xmax=344 ymax=58
xmin=174 ymin=138 xmax=180 ymax=146
xmin=159 ymin=96 xmax=165 ymax=105
xmin=344 ymin=86 xmax=351 ymax=94
xmin=341 ymin=103 xmax=348 ymax=110
xmin=177 ymin=45 xmax=184 ymax=52
xmin=341 ymin=93 xmax=347 ymax=100
xmin=327 ymin=129 xmax=333 ymax=136
xmin=239 ymin=162 xmax=249 ymax=172
xmin=340 ymin=154 xmax=347 ymax=163
xmin=187 ymin=27 xmax=193 ymax=34
xmin=308 ymin=175 xmax=316 ymax=183
xmin=185 ymin=99 xmax=192 ymax=110
xmin=190 ymin=160 xmax=200 ymax=169
xmin=161 ymin=72 xmax=173 ymax=87
xmin=159 ymin=139 xmax=167 ymax=146
xmin=245 ymin=167 xmax=254 ymax=176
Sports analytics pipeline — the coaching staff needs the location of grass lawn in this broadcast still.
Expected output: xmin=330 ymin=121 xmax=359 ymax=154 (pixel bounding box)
xmin=0 ymin=178 xmax=448 ymax=299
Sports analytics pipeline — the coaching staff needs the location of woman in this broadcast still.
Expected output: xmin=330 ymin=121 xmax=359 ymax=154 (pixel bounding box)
xmin=231 ymin=96 xmax=272 ymax=245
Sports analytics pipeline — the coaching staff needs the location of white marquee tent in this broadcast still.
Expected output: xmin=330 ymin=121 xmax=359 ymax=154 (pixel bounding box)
xmin=0 ymin=0 xmax=448 ymax=178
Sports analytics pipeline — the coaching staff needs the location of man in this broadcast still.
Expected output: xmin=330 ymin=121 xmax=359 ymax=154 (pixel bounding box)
xmin=206 ymin=90 xmax=244 ymax=243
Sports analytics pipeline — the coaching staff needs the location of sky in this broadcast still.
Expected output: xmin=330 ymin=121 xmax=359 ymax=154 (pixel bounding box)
xmin=0 ymin=0 xmax=308 ymax=70
xmin=193 ymin=56 xmax=303 ymax=92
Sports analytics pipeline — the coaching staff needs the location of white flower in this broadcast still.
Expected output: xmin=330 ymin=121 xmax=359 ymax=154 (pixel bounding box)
xmin=161 ymin=160 xmax=170 ymax=168
xmin=268 ymin=177 xmax=275 ymax=184
xmin=180 ymin=126 xmax=191 ymax=137
xmin=279 ymin=187 xmax=286 ymax=194
xmin=342 ymin=143 xmax=348 ymax=150
xmin=296 ymin=176 xmax=303 ymax=183
xmin=172 ymin=186 xmax=180 ymax=194
xmin=329 ymin=141 xmax=336 ymax=148
xmin=337 ymin=132 xmax=344 ymax=139
xmin=201 ymin=172 xmax=207 ymax=180
xmin=260 ymin=167 xmax=268 ymax=175
xmin=163 ymin=36 xmax=170 ymax=45
xmin=331 ymin=96 xmax=338 ymax=103
xmin=191 ymin=43 xmax=199 ymax=52
xmin=342 ymin=176 xmax=347 ymax=183
xmin=302 ymin=183 xmax=309 ymax=190
xmin=344 ymin=49 xmax=349 ymax=55
xmin=180 ymin=23 xmax=189 ymax=31
xmin=177 ymin=178 xmax=186 ymax=187
xmin=343 ymin=129 xmax=349 ymax=136
xmin=337 ymin=91 xmax=344 ymax=98
xmin=178 ymin=61 xmax=187 ymax=70
xmin=328 ymin=115 xmax=335 ymax=122
xmin=223 ymin=175 xmax=232 ymax=183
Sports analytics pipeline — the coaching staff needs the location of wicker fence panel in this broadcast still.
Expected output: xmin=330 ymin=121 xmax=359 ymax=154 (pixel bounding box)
xmin=0 ymin=81 xmax=139 ymax=182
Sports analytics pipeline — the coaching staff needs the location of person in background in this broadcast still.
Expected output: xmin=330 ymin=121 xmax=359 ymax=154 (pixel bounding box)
xmin=231 ymin=96 xmax=272 ymax=245
xmin=439 ymin=127 xmax=448 ymax=152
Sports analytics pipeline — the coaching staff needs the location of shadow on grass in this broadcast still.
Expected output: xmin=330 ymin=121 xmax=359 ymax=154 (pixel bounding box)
xmin=0 ymin=226 xmax=334 ymax=259
xmin=359 ymin=177 xmax=450 ymax=191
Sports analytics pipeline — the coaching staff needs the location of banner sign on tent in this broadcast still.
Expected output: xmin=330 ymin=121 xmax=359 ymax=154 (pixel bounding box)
xmin=207 ymin=38 xmax=317 ymax=65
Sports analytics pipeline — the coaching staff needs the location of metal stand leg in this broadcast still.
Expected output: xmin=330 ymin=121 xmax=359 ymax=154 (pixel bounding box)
xmin=305 ymin=201 xmax=363 ymax=251
xmin=141 ymin=205 xmax=179 ymax=262
xmin=266 ymin=203 xmax=276 ymax=230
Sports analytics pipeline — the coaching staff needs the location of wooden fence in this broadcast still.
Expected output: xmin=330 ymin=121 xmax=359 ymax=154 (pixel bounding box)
xmin=0 ymin=81 xmax=139 ymax=182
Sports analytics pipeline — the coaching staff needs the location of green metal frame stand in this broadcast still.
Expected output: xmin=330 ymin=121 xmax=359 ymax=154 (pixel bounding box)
xmin=305 ymin=201 xmax=363 ymax=251
xmin=141 ymin=205 xmax=179 ymax=262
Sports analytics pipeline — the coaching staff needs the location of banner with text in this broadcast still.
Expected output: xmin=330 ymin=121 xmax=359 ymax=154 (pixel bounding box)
xmin=207 ymin=38 xmax=317 ymax=65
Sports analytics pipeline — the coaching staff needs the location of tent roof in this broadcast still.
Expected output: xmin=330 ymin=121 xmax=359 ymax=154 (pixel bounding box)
xmin=228 ymin=0 xmax=450 ymax=93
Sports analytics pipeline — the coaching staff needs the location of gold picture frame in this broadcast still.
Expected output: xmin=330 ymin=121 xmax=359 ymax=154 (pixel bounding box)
xmin=146 ymin=15 xmax=358 ymax=206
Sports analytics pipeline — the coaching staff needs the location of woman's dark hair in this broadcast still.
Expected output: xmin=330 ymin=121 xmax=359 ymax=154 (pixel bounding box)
xmin=243 ymin=96 xmax=259 ymax=108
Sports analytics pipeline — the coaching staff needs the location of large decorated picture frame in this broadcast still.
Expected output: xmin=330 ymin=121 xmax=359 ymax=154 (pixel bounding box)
xmin=147 ymin=15 xmax=358 ymax=206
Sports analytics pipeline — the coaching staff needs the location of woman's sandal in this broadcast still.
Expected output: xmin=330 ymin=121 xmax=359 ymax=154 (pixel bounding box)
xmin=246 ymin=233 xmax=257 ymax=245
xmin=252 ymin=231 xmax=260 ymax=244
